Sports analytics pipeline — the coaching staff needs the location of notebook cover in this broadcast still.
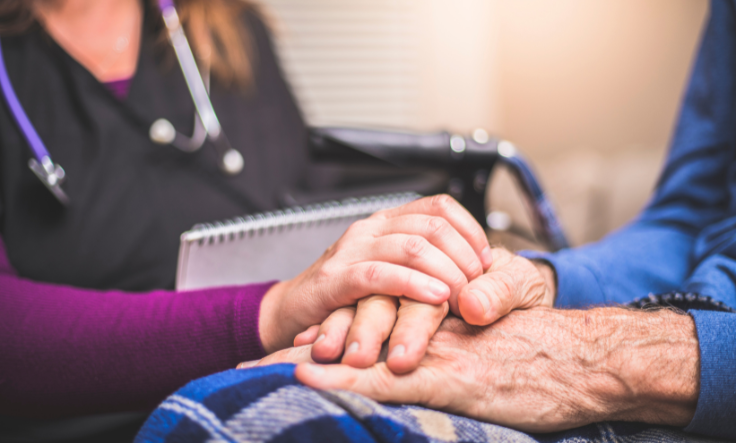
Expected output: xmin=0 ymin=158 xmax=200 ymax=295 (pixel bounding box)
xmin=176 ymin=193 xmax=420 ymax=290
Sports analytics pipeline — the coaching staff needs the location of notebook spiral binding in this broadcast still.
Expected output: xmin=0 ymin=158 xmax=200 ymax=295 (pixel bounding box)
xmin=184 ymin=192 xmax=422 ymax=246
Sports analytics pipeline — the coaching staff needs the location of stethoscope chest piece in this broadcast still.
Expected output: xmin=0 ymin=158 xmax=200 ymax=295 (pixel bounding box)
xmin=222 ymin=148 xmax=244 ymax=175
xmin=28 ymin=156 xmax=69 ymax=205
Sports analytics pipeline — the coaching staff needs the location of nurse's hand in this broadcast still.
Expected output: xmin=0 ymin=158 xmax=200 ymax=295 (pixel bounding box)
xmin=257 ymin=195 xmax=492 ymax=354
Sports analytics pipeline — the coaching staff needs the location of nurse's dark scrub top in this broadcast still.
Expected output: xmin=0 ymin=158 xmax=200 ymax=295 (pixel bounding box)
xmin=0 ymin=7 xmax=308 ymax=291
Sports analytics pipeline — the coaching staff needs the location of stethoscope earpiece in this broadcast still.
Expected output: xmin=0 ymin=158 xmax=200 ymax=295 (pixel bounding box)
xmin=149 ymin=118 xmax=176 ymax=145
xmin=222 ymin=149 xmax=244 ymax=175
xmin=149 ymin=117 xmax=243 ymax=175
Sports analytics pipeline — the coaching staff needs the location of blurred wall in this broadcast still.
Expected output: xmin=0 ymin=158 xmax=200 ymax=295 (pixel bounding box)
xmin=494 ymin=0 xmax=707 ymax=157
xmin=260 ymin=0 xmax=708 ymax=246
xmin=413 ymin=0 xmax=500 ymax=134
xmin=490 ymin=0 xmax=707 ymax=246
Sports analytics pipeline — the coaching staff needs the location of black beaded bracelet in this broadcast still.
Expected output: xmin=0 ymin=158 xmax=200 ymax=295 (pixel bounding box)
xmin=627 ymin=292 xmax=735 ymax=313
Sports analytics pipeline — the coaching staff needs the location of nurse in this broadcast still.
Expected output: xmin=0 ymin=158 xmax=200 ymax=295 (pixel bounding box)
xmin=0 ymin=0 xmax=493 ymax=426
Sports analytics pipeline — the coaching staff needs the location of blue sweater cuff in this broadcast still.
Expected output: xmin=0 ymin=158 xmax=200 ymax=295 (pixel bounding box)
xmin=684 ymin=310 xmax=736 ymax=440
xmin=518 ymin=250 xmax=606 ymax=308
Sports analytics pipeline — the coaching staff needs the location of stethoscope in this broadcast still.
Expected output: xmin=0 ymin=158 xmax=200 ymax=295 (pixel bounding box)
xmin=0 ymin=0 xmax=245 ymax=206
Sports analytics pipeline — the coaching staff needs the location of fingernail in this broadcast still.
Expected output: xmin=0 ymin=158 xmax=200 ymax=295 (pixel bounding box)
xmin=305 ymin=363 xmax=325 ymax=375
xmin=237 ymin=359 xmax=261 ymax=369
xmin=345 ymin=341 xmax=359 ymax=355
xmin=315 ymin=334 xmax=326 ymax=344
xmin=388 ymin=344 xmax=405 ymax=360
xmin=427 ymin=280 xmax=449 ymax=299
xmin=471 ymin=289 xmax=491 ymax=317
xmin=481 ymin=247 xmax=493 ymax=268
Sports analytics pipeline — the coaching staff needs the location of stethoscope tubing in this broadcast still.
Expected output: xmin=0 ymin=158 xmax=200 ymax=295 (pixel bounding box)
xmin=0 ymin=0 xmax=245 ymax=206
xmin=160 ymin=2 xmax=222 ymax=140
xmin=158 ymin=1 xmax=244 ymax=174
xmin=0 ymin=38 xmax=70 ymax=204
xmin=0 ymin=40 xmax=52 ymax=167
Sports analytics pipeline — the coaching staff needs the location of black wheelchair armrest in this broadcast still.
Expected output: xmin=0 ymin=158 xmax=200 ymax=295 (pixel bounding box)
xmin=308 ymin=126 xmax=497 ymax=169
xmin=307 ymin=126 xmax=569 ymax=252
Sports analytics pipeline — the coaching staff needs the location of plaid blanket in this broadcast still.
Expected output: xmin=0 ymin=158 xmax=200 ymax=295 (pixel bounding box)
xmin=134 ymin=363 xmax=725 ymax=443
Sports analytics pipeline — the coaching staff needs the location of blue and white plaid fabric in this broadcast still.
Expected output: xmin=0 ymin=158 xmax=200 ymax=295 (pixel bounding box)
xmin=134 ymin=364 xmax=726 ymax=443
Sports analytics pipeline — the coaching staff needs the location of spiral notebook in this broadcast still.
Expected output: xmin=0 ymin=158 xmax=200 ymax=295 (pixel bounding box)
xmin=176 ymin=192 xmax=421 ymax=290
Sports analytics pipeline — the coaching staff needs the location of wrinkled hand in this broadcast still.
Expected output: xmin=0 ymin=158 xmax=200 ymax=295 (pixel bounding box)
xmin=455 ymin=248 xmax=557 ymax=325
xmin=258 ymin=195 xmax=492 ymax=354
xmin=273 ymin=308 xmax=699 ymax=433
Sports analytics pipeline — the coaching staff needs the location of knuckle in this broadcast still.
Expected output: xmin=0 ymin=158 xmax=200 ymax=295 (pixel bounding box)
xmin=486 ymin=274 xmax=516 ymax=309
xmin=419 ymin=300 xmax=450 ymax=323
xmin=468 ymin=261 xmax=483 ymax=279
xmin=334 ymin=307 xmax=357 ymax=326
xmin=314 ymin=263 xmax=333 ymax=283
xmin=363 ymin=262 xmax=384 ymax=286
xmin=464 ymin=257 xmax=484 ymax=279
xmin=402 ymin=235 xmax=429 ymax=260
xmin=345 ymin=219 xmax=367 ymax=237
xmin=425 ymin=216 xmax=450 ymax=237
xmin=329 ymin=237 xmax=348 ymax=256
xmin=400 ymin=269 xmax=416 ymax=291
xmin=429 ymin=194 xmax=457 ymax=213
xmin=450 ymin=273 xmax=469 ymax=291
xmin=486 ymin=271 xmax=514 ymax=295
xmin=510 ymin=257 xmax=545 ymax=293
xmin=319 ymin=242 xmax=341 ymax=263
xmin=360 ymin=294 xmax=396 ymax=310
xmin=309 ymin=266 xmax=333 ymax=290
xmin=370 ymin=208 xmax=389 ymax=220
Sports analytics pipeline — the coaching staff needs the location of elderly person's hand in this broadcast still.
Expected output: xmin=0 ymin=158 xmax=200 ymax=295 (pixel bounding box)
xmin=257 ymin=195 xmax=492 ymax=355
xmin=282 ymin=307 xmax=699 ymax=433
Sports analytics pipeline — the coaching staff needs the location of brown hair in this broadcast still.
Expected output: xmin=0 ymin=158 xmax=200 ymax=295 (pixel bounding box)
xmin=0 ymin=0 xmax=257 ymax=88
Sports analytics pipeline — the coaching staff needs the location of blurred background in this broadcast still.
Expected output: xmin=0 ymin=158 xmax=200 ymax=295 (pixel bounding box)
xmin=259 ymin=0 xmax=708 ymax=248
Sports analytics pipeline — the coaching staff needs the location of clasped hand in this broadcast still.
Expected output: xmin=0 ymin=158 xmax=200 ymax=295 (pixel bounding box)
xmin=254 ymin=194 xmax=556 ymax=374
xmin=248 ymin=195 xmax=699 ymax=433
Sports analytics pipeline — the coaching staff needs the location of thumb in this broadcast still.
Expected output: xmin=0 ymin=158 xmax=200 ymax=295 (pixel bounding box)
xmin=457 ymin=255 xmax=549 ymax=325
xmin=457 ymin=271 xmax=517 ymax=325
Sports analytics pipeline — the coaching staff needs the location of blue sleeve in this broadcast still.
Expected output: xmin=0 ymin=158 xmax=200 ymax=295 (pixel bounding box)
xmin=684 ymin=310 xmax=736 ymax=439
xmin=680 ymin=256 xmax=736 ymax=439
xmin=683 ymin=254 xmax=736 ymax=308
xmin=521 ymin=224 xmax=693 ymax=307
xmin=520 ymin=0 xmax=736 ymax=308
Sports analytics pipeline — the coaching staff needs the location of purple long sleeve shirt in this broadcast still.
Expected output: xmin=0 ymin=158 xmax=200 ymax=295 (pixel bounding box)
xmin=0 ymin=235 xmax=272 ymax=418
